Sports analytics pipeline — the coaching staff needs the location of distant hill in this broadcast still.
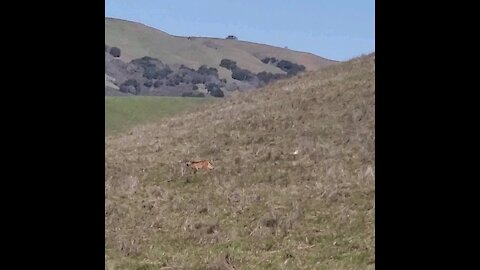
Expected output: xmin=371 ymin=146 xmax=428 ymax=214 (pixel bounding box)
xmin=105 ymin=17 xmax=338 ymax=97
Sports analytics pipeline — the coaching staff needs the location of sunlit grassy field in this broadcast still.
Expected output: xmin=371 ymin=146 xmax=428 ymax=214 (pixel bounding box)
xmin=105 ymin=96 xmax=211 ymax=135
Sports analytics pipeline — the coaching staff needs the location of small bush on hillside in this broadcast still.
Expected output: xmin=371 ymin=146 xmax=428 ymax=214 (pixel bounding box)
xmin=210 ymin=88 xmax=224 ymax=97
xmin=109 ymin=47 xmax=121 ymax=58
xmin=192 ymin=85 xmax=198 ymax=90
xmin=226 ymin=35 xmax=238 ymax=40
xmin=276 ymin=60 xmax=305 ymax=76
xmin=220 ymin=59 xmax=237 ymax=70
xmin=231 ymin=67 xmax=255 ymax=81
xmin=131 ymin=56 xmax=158 ymax=67
xmin=179 ymin=64 xmax=195 ymax=72
xmin=261 ymin=57 xmax=278 ymax=64
xmin=207 ymin=84 xmax=224 ymax=97
xmin=131 ymin=56 xmax=172 ymax=80
xmin=197 ymin=65 xmax=219 ymax=77
xmin=119 ymin=79 xmax=140 ymax=95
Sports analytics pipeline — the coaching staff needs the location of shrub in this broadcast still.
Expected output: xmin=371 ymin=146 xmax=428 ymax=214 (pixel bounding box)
xmin=179 ymin=64 xmax=195 ymax=72
xmin=231 ymin=67 xmax=255 ymax=81
xmin=220 ymin=59 xmax=237 ymax=70
xmin=192 ymin=85 xmax=198 ymax=90
xmin=226 ymin=35 xmax=238 ymax=40
xmin=131 ymin=56 xmax=158 ymax=67
xmin=119 ymin=79 xmax=140 ymax=95
xmin=210 ymin=87 xmax=224 ymax=97
xmin=207 ymin=83 xmax=224 ymax=97
xmin=109 ymin=47 xmax=121 ymax=58
xmin=131 ymin=56 xmax=172 ymax=80
xmin=197 ymin=65 xmax=219 ymax=77
xmin=257 ymin=71 xmax=288 ymax=85
xmin=261 ymin=57 xmax=278 ymax=64
xmin=276 ymin=60 xmax=305 ymax=76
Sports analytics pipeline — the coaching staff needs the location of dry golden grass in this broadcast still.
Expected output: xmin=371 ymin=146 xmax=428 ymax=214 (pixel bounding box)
xmin=105 ymin=53 xmax=375 ymax=269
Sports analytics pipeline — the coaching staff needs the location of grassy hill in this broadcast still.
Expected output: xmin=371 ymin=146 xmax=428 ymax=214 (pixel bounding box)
xmin=105 ymin=17 xmax=337 ymax=84
xmin=105 ymin=53 xmax=375 ymax=269
xmin=105 ymin=96 xmax=211 ymax=135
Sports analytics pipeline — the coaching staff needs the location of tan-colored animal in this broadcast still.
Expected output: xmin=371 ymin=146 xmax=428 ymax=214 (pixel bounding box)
xmin=185 ymin=160 xmax=214 ymax=173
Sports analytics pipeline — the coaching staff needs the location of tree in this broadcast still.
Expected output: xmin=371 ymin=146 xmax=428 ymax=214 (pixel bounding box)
xmin=109 ymin=47 xmax=121 ymax=58
xmin=231 ymin=67 xmax=255 ymax=81
xmin=276 ymin=60 xmax=305 ymax=76
xmin=207 ymin=83 xmax=224 ymax=97
xmin=119 ymin=79 xmax=140 ymax=95
xmin=197 ymin=65 xmax=218 ymax=76
xmin=220 ymin=59 xmax=237 ymax=70
xmin=261 ymin=57 xmax=278 ymax=64
xmin=210 ymin=87 xmax=224 ymax=97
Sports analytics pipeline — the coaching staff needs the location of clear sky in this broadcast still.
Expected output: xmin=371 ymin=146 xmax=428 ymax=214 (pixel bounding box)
xmin=105 ymin=0 xmax=375 ymax=61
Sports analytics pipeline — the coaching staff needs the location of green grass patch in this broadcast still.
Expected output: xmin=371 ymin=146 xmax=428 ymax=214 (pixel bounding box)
xmin=105 ymin=96 xmax=210 ymax=135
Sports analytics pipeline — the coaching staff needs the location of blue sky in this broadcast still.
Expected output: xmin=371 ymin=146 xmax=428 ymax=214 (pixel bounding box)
xmin=105 ymin=0 xmax=375 ymax=61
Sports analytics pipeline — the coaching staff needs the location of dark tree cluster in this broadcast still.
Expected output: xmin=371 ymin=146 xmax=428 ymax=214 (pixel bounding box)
xmin=220 ymin=59 xmax=256 ymax=82
xmin=220 ymin=59 xmax=237 ymax=70
xmin=231 ymin=68 xmax=256 ymax=81
xmin=261 ymin=57 xmax=278 ymax=64
xmin=276 ymin=60 xmax=306 ymax=76
xmin=119 ymin=79 xmax=140 ymax=95
xmin=197 ymin=65 xmax=219 ymax=77
xmin=257 ymin=71 xmax=287 ymax=84
xmin=131 ymin=56 xmax=173 ymax=80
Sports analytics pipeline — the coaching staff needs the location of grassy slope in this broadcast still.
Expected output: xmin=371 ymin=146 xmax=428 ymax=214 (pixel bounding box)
xmin=105 ymin=53 xmax=375 ymax=269
xmin=105 ymin=96 xmax=211 ymax=135
xmin=105 ymin=17 xmax=338 ymax=83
